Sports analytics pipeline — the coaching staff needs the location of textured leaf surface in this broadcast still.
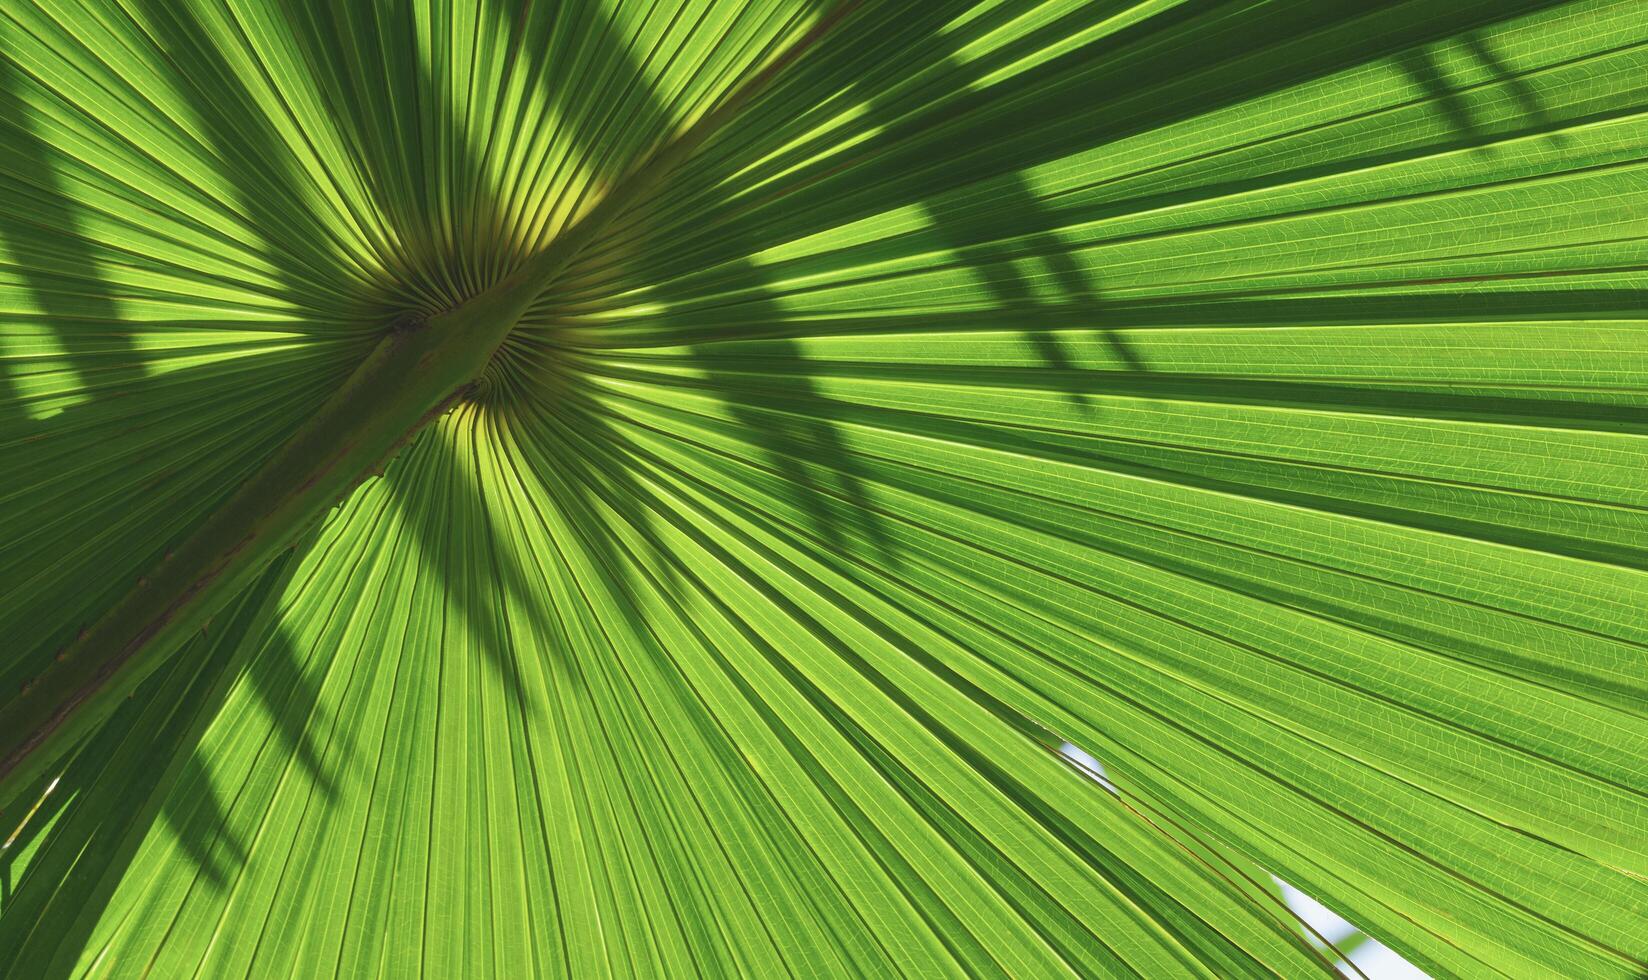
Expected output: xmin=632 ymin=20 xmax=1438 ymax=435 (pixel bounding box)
xmin=3 ymin=0 xmax=1647 ymax=977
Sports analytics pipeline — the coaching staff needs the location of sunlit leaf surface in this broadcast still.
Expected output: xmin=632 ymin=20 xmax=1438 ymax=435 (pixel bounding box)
xmin=3 ymin=1 xmax=1647 ymax=976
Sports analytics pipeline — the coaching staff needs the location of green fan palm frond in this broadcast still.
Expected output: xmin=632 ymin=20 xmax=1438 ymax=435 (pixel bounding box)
xmin=2 ymin=0 xmax=1646 ymax=976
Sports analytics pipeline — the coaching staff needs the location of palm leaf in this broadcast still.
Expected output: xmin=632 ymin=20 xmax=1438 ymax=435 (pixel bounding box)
xmin=3 ymin=0 xmax=1646 ymax=976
